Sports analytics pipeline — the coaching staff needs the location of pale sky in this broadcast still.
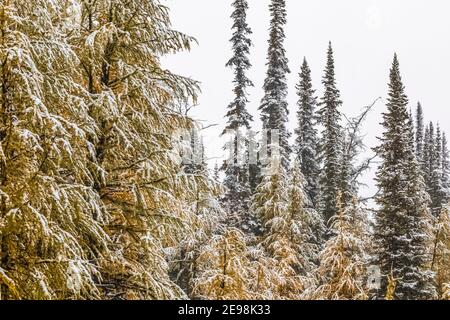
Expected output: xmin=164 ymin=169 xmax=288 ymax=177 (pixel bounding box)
xmin=162 ymin=0 xmax=450 ymax=200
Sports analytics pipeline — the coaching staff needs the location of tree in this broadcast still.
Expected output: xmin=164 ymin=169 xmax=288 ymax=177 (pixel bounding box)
xmin=221 ymin=0 xmax=254 ymax=227
xmin=73 ymin=0 xmax=204 ymax=299
xmin=295 ymin=58 xmax=320 ymax=207
xmin=0 ymin=0 xmax=114 ymax=299
xmin=252 ymin=157 xmax=308 ymax=299
xmin=287 ymin=160 xmax=325 ymax=274
xmin=259 ymin=0 xmax=290 ymax=171
xmin=374 ymin=54 xmax=436 ymax=300
xmin=415 ymin=102 xmax=425 ymax=162
xmin=317 ymin=43 xmax=343 ymax=226
xmin=431 ymin=205 xmax=450 ymax=299
xmin=430 ymin=125 xmax=445 ymax=216
xmin=312 ymin=194 xmax=369 ymax=300
xmin=442 ymin=133 xmax=450 ymax=201
xmin=192 ymin=228 xmax=255 ymax=300
xmin=172 ymin=172 xmax=224 ymax=298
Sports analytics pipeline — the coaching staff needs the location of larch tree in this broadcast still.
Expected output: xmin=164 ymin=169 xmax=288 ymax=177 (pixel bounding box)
xmin=73 ymin=0 xmax=207 ymax=299
xmin=286 ymin=160 xmax=324 ymax=276
xmin=0 ymin=0 xmax=115 ymax=300
xmin=374 ymin=54 xmax=436 ymax=300
xmin=172 ymin=173 xmax=224 ymax=298
xmin=192 ymin=228 xmax=255 ymax=300
xmin=317 ymin=42 xmax=343 ymax=226
xmin=295 ymin=58 xmax=320 ymax=207
xmin=258 ymin=0 xmax=290 ymax=171
xmin=252 ymin=156 xmax=307 ymax=299
xmin=431 ymin=205 xmax=450 ymax=299
xmin=221 ymin=0 xmax=254 ymax=232
xmin=312 ymin=194 xmax=369 ymax=300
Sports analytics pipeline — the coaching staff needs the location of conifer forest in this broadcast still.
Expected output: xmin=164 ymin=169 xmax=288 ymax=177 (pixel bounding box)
xmin=0 ymin=0 xmax=449 ymax=301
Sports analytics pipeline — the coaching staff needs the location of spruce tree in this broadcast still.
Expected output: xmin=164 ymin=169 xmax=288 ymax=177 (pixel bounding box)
xmin=374 ymin=54 xmax=436 ymax=300
xmin=442 ymin=133 xmax=450 ymax=200
xmin=415 ymin=102 xmax=425 ymax=162
xmin=317 ymin=43 xmax=343 ymax=226
xmin=221 ymin=0 xmax=253 ymax=227
xmin=430 ymin=125 xmax=445 ymax=216
xmin=259 ymin=0 xmax=291 ymax=171
xmin=295 ymin=58 xmax=320 ymax=207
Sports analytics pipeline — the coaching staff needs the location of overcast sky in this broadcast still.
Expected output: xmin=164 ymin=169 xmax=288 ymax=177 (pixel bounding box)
xmin=162 ymin=0 xmax=450 ymax=199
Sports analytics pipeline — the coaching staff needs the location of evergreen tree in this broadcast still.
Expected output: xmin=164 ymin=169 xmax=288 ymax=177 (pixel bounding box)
xmin=430 ymin=125 xmax=445 ymax=216
xmin=295 ymin=58 xmax=320 ymax=207
xmin=442 ymin=133 xmax=450 ymax=200
xmin=422 ymin=125 xmax=431 ymax=182
xmin=317 ymin=43 xmax=343 ymax=226
xmin=221 ymin=0 xmax=253 ymax=227
xmin=415 ymin=102 xmax=425 ymax=162
xmin=248 ymin=129 xmax=261 ymax=194
xmin=259 ymin=0 xmax=291 ymax=171
xmin=374 ymin=54 xmax=436 ymax=300
xmin=213 ymin=163 xmax=220 ymax=182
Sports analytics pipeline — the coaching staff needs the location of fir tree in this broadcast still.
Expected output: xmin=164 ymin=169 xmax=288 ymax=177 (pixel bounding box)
xmin=259 ymin=0 xmax=291 ymax=171
xmin=442 ymin=133 xmax=450 ymax=200
xmin=221 ymin=0 xmax=253 ymax=228
xmin=374 ymin=54 xmax=436 ymax=300
xmin=213 ymin=162 xmax=220 ymax=182
xmin=430 ymin=125 xmax=445 ymax=216
xmin=415 ymin=102 xmax=425 ymax=162
xmin=317 ymin=43 xmax=343 ymax=226
xmin=295 ymin=58 xmax=320 ymax=207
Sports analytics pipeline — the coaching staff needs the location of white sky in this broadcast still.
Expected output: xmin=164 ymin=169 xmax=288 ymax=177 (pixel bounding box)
xmin=162 ymin=0 xmax=450 ymax=200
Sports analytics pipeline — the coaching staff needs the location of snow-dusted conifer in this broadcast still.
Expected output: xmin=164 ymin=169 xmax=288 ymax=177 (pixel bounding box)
xmin=442 ymin=133 xmax=450 ymax=200
xmin=259 ymin=0 xmax=291 ymax=170
xmin=192 ymin=228 xmax=255 ymax=300
xmin=295 ymin=58 xmax=320 ymax=207
xmin=0 ymin=0 xmax=116 ymax=299
xmin=221 ymin=0 xmax=253 ymax=228
xmin=287 ymin=160 xmax=325 ymax=274
xmin=415 ymin=102 xmax=425 ymax=162
xmin=374 ymin=54 xmax=436 ymax=300
xmin=431 ymin=205 xmax=450 ymax=299
xmin=317 ymin=43 xmax=343 ymax=226
xmin=312 ymin=194 xmax=369 ymax=300
xmin=252 ymin=155 xmax=307 ymax=298
xmin=74 ymin=0 xmax=203 ymax=299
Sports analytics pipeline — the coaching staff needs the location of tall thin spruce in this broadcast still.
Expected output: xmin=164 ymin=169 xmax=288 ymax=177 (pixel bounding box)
xmin=374 ymin=54 xmax=436 ymax=300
